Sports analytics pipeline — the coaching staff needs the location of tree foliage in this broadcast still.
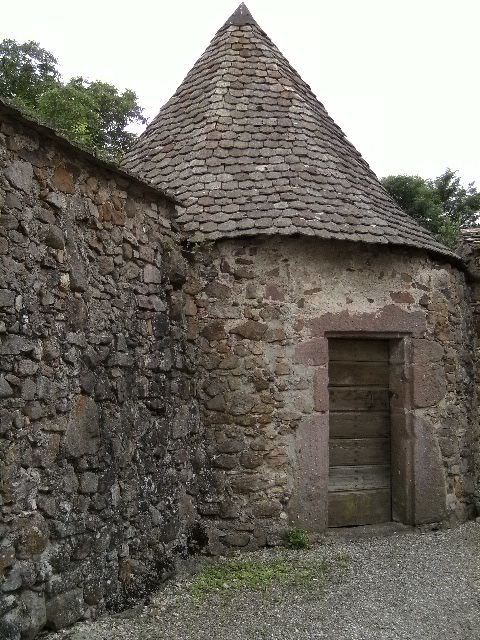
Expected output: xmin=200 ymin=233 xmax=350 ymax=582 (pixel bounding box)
xmin=0 ymin=39 xmax=60 ymax=109
xmin=0 ymin=39 xmax=146 ymax=162
xmin=382 ymin=169 xmax=480 ymax=248
xmin=37 ymin=78 xmax=146 ymax=161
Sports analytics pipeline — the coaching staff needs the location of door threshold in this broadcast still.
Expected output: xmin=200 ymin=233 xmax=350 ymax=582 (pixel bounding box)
xmin=324 ymin=521 xmax=414 ymax=540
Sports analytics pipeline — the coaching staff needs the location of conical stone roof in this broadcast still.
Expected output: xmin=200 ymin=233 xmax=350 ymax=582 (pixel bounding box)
xmin=123 ymin=4 xmax=453 ymax=258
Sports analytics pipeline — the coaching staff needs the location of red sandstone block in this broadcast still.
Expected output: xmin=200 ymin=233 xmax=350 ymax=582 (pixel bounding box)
xmin=265 ymin=283 xmax=285 ymax=301
xmin=293 ymin=338 xmax=327 ymax=366
xmin=390 ymin=291 xmax=415 ymax=303
xmin=313 ymin=367 xmax=329 ymax=411
xmin=412 ymin=339 xmax=444 ymax=363
xmin=412 ymin=363 xmax=446 ymax=408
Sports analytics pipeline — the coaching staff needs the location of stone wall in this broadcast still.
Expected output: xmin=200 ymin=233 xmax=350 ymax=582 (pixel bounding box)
xmin=458 ymin=229 xmax=480 ymax=512
xmin=190 ymin=236 xmax=477 ymax=550
xmin=0 ymin=105 xmax=201 ymax=639
xmin=1 ymin=100 xmax=479 ymax=640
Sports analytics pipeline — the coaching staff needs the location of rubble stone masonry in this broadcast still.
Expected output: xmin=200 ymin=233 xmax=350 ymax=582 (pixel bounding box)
xmin=0 ymin=106 xmax=200 ymax=639
xmin=191 ymin=237 xmax=478 ymax=550
xmin=1 ymin=103 xmax=479 ymax=639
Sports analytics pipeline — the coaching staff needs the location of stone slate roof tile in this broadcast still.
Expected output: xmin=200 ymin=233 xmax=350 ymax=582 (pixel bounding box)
xmin=123 ymin=3 xmax=456 ymax=259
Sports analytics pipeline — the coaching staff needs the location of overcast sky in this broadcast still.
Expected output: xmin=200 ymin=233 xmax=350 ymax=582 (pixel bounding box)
xmin=2 ymin=0 xmax=479 ymax=185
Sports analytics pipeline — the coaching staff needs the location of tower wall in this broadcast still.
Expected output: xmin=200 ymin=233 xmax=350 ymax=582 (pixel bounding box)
xmin=191 ymin=236 xmax=477 ymax=549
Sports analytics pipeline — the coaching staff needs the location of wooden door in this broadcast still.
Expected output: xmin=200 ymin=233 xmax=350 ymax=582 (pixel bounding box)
xmin=328 ymin=339 xmax=391 ymax=527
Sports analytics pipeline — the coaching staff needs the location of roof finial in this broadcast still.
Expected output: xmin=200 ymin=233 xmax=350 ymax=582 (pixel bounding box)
xmin=223 ymin=3 xmax=258 ymax=27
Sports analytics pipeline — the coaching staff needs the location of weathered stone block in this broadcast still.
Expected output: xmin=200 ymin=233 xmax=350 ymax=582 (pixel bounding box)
xmin=17 ymin=359 xmax=39 ymax=376
xmin=308 ymin=306 xmax=425 ymax=339
xmin=0 ymin=605 xmax=21 ymax=640
xmin=266 ymin=449 xmax=289 ymax=468
xmin=229 ymin=474 xmax=265 ymax=494
xmin=230 ymin=320 xmax=268 ymax=340
xmin=275 ymin=361 xmax=290 ymax=375
xmin=14 ymin=513 xmax=49 ymax=558
xmin=0 ymin=213 xmax=19 ymax=231
xmin=144 ymin=264 xmax=162 ymax=284
xmin=63 ymin=395 xmax=100 ymax=458
xmin=20 ymin=590 xmax=46 ymax=640
xmin=217 ymin=440 xmax=245 ymax=454
xmin=294 ymin=338 xmax=327 ymax=366
xmin=0 ymin=336 xmax=35 ymax=356
xmin=264 ymin=327 xmax=286 ymax=342
xmin=390 ymin=291 xmax=414 ymax=303
xmin=52 ymin=165 xmax=75 ymax=194
xmin=0 ymin=376 xmax=13 ymax=398
xmin=198 ymin=502 xmax=220 ymax=516
xmin=97 ymin=255 xmax=115 ymax=275
xmin=167 ymin=250 xmax=186 ymax=287
xmin=201 ymin=320 xmax=226 ymax=341
xmin=65 ymin=238 xmax=88 ymax=294
xmin=172 ymin=405 xmax=190 ymax=439
xmin=289 ymin=412 xmax=328 ymax=531
xmin=206 ymin=395 xmax=226 ymax=411
xmin=212 ymin=454 xmax=237 ymax=469
xmin=229 ymin=392 xmax=254 ymax=416
xmin=412 ymin=339 xmax=444 ymax=363
xmin=412 ymin=415 xmax=447 ymax=523
xmin=45 ymin=589 xmax=84 ymax=631
xmin=205 ymin=281 xmax=231 ymax=299
xmin=240 ymin=450 xmax=263 ymax=469
xmin=219 ymin=355 xmax=240 ymax=369
xmin=21 ymin=379 xmax=37 ymax=402
xmin=79 ymin=472 xmax=99 ymax=494
xmin=83 ymin=570 xmax=105 ymax=606
xmin=4 ymin=159 xmax=33 ymax=193
xmin=32 ymin=432 xmax=61 ymax=469
xmin=252 ymin=500 xmax=282 ymax=517
xmin=0 ymin=289 xmax=15 ymax=308
xmin=0 ymin=547 xmax=15 ymax=573
xmin=412 ymin=363 xmax=446 ymax=408
xmin=43 ymin=225 xmax=65 ymax=250
xmin=313 ymin=368 xmax=329 ymax=412
xmin=2 ymin=464 xmax=36 ymax=505
xmin=265 ymin=283 xmax=284 ymax=301
xmin=44 ymin=191 xmax=64 ymax=210
xmin=4 ymin=190 xmax=22 ymax=210
xmin=222 ymin=532 xmax=250 ymax=546
xmin=219 ymin=501 xmax=239 ymax=519
xmin=2 ymin=564 xmax=22 ymax=591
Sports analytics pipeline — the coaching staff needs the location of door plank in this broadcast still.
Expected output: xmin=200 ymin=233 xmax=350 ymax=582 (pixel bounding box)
xmin=329 ymin=361 xmax=389 ymax=387
xmin=329 ymin=339 xmax=389 ymax=362
xmin=329 ymin=465 xmax=391 ymax=492
xmin=329 ymin=412 xmax=390 ymax=438
xmin=329 ymin=438 xmax=391 ymax=466
xmin=329 ymin=388 xmax=390 ymax=411
xmin=328 ymin=490 xmax=391 ymax=527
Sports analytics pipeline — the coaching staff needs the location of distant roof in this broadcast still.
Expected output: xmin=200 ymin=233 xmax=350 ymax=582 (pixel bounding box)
xmin=123 ymin=4 xmax=454 ymax=259
xmin=461 ymin=228 xmax=480 ymax=245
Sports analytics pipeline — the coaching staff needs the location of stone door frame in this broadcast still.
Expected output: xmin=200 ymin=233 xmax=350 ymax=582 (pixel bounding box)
xmin=325 ymin=331 xmax=413 ymax=525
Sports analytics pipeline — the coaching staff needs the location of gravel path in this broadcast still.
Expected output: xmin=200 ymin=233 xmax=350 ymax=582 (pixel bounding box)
xmin=42 ymin=521 xmax=480 ymax=640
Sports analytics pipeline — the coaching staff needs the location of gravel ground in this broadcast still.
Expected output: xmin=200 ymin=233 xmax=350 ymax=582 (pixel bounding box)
xmin=42 ymin=521 xmax=480 ymax=640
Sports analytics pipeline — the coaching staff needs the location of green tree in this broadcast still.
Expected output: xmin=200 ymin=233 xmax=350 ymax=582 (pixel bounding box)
xmin=382 ymin=169 xmax=480 ymax=248
xmin=432 ymin=169 xmax=480 ymax=227
xmin=0 ymin=39 xmax=59 ymax=110
xmin=37 ymin=78 xmax=146 ymax=161
xmin=0 ymin=39 xmax=146 ymax=162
